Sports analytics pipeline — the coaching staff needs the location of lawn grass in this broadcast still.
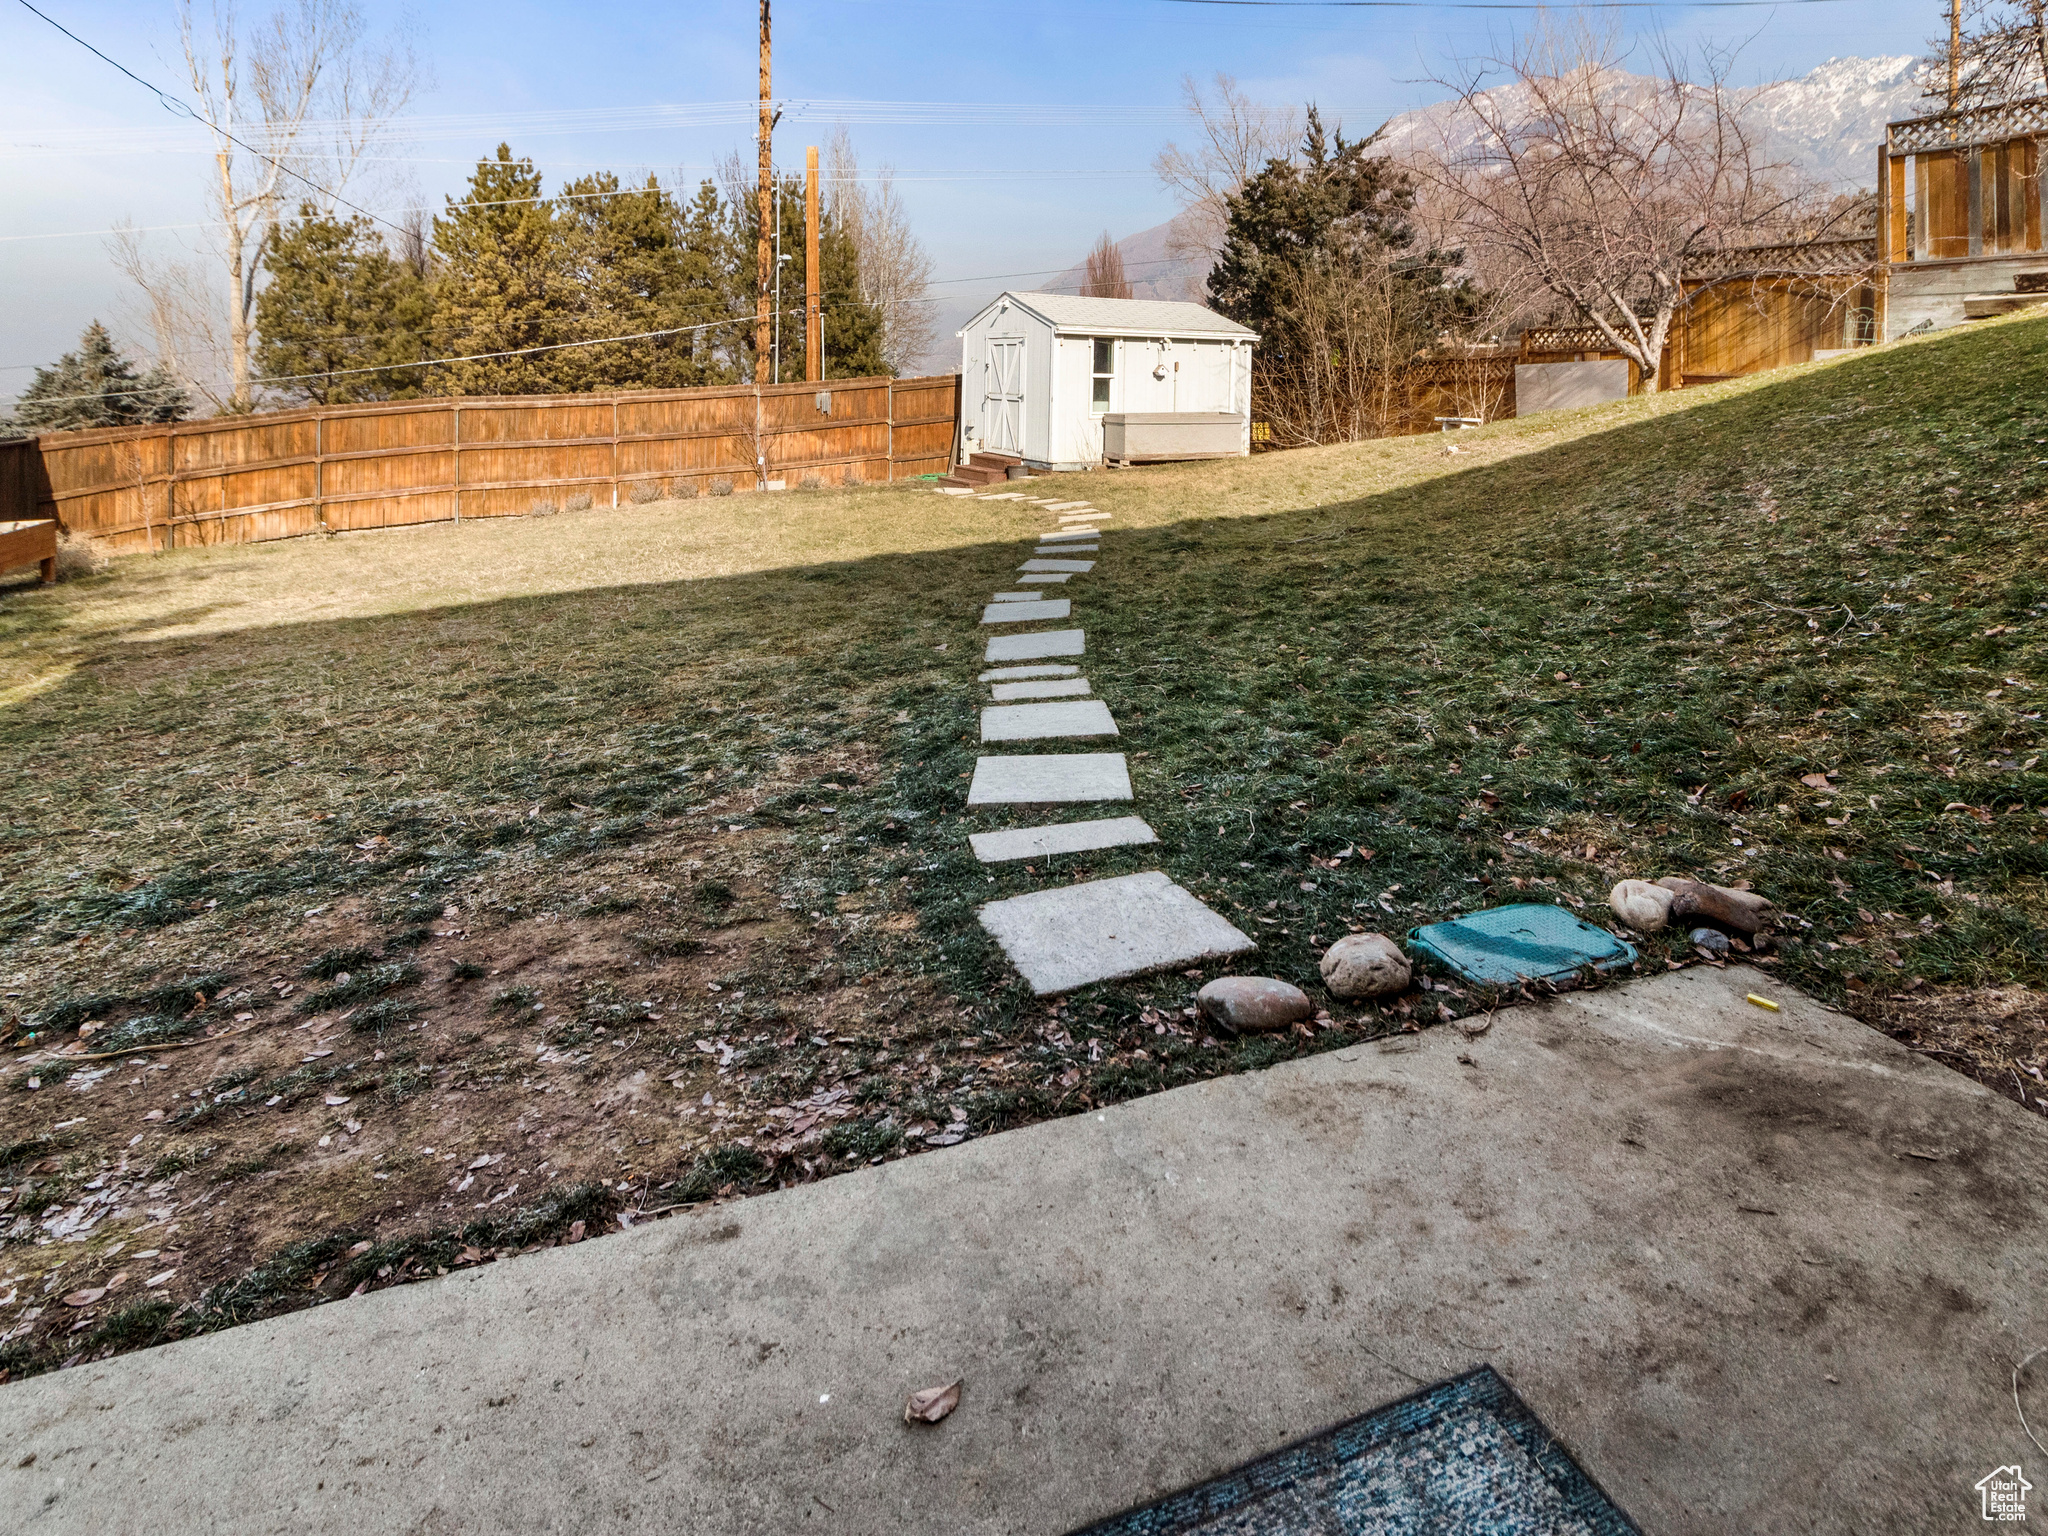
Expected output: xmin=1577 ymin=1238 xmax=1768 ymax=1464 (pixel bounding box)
xmin=1 ymin=311 xmax=2043 ymax=1379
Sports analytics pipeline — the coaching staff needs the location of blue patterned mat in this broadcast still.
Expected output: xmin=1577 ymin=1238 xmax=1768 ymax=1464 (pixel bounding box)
xmin=1070 ymin=1367 xmax=1641 ymax=1535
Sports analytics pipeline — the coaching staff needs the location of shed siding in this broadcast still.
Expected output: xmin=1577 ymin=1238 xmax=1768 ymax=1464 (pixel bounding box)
xmin=1052 ymin=336 xmax=1101 ymax=466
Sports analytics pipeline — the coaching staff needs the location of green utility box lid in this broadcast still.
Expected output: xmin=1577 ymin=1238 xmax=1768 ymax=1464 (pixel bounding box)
xmin=1406 ymin=903 xmax=1637 ymax=988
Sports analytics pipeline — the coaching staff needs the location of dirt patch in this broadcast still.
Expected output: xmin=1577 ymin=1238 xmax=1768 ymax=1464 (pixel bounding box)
xmin=0 ymin=749 xmax=971 ymax=1379
xmin=1855 ymin=982 xmax=2048 ymax=1121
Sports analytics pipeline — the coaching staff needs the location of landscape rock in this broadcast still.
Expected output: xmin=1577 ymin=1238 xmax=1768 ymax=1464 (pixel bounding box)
xmin=1197 ymin=976 xmax=1314 ymax=1032
xmin=1689 ymin=927 xmax=1732 ymax=957
xmin=1609 ymin=880 xmax=1675 ymax=932
xmin=1318 ymin=934 xmax=1411 ymax=999
xmin=1658 ymin=877 xmax=1774 ymax=936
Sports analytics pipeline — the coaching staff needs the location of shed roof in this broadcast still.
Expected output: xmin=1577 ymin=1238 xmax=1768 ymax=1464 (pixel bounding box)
xmin=962 ymin=291 xmax=1257 ymax=340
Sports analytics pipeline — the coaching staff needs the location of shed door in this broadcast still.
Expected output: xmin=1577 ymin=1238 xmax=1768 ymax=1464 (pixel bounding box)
xmin=983 ymin=338 xmax=1024 ymax=454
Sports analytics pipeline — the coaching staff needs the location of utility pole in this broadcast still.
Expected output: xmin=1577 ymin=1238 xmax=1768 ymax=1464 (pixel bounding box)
xmin=1948 ymin=0 xmax=1962 ymax=110
xmin=755 ymin=0 xmax=773 ymax=385
xmin=805 ymin=145 xmax=822 ymax=383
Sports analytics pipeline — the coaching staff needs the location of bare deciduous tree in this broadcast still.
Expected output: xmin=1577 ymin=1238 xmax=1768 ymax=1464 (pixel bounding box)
xmin=826 ymin=129 xmax=936 ymax=375
xmin=1081 ymin=232 xmax=1132 ymax=299
xmin=1922 ymin=0 xmax=2048 ymax=110
xmin=111 ymin=0 xmax=419 ymax=412
xmin=1418 ymin=18 xmax=1846 ymax=391
xmin=1153 ymin=74 xmax=1301 ymax=289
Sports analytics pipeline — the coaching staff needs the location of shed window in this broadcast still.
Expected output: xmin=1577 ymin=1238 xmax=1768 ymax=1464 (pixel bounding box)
xmin=1091 ymin=338 xmax=1114 ymax=413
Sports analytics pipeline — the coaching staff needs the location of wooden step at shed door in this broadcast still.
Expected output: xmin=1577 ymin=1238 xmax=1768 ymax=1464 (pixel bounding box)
xmin=939 ymin=450 xmax=1023 ymax=489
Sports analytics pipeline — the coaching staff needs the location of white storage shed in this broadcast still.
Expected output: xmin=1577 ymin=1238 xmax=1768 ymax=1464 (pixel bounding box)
xmin=956 ymin=293 xmax=1258 ymax=471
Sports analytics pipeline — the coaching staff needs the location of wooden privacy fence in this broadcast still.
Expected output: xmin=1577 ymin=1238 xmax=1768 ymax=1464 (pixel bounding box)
xmin=0 ymin=373 xmax=961 ymax=554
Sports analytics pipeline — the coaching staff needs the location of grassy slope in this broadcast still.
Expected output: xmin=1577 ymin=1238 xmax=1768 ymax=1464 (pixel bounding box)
xmin=0 ymin=313 xmax=2043 ymax=1377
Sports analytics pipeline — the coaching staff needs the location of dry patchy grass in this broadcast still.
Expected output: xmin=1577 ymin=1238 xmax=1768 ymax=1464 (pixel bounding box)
xmin=2 ymin=314 xmax=2046 ymax=1379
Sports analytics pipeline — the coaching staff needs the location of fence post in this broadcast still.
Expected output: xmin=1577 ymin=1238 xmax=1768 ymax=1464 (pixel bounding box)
xmin=314 ymin=411 xmax=325 ymax=534
xmin=611 ymin=398 xmax=619 ymax=507
xmin=452 ymin=401 xmax=462 ymax=524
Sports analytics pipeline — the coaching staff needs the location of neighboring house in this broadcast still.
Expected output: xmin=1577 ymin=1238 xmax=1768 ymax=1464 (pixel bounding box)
xmin=1879 ymin=95 xmax=2048 ymax=335
xmin=954 ymin=293 xmax=1257 ymax=471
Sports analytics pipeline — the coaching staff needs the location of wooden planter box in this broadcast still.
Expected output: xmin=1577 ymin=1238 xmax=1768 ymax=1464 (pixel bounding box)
xmin=0 ymin=519 xmax=56 ymax=584
xmin=1101 ymin=412 xmax=1246 ymax=465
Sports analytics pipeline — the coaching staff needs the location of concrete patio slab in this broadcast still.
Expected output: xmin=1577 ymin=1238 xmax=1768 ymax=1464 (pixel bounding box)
xmin=968 ymin=814 xmax=1158 ymax=864
xmin=989 ymin=679 xmax=1091 ymax=701
xmin=980 ymin=699 xmax=1118 ymax=742
xmin=0 ymin=967 xmax=2040 ymax=1535
xmin=977 ymin=870 xmax=1255 ymax=993
xmin=984 ymin=629 xmax=1084 ymax=664
xmin=966 ymin=752 xmax=1131 ymax=804
xmin=980 ymin=600 xmax=1071 ymax=625
xmin=977 ymin=664 xmax=1081 ymax=682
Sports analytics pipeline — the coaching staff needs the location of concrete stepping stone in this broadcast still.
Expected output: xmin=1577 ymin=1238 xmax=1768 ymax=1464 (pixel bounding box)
xmin=969 ymin=814 xmax=1157 ymax=864
xmin=979 ymin=492 xmax=1026 ymax=500
xmin=991 ymin=590 xmax=1040 ymax=601
xmin=939 ymin=487 xmax=973 ymax=496
xmin=1017 ymin=573 xmax=1071 ymax=584
xmin=967 ymin=752 xmax=1129 ymax=805
xmin=981 ymin=599 xmax=1071 ymax=625
xmin=1018 ymin=559 xmax=1093 ymax=573
xmin=991 ymin=678 xmax=1091 ymax=700
xmin=985 ymin=629 xmax=1084 ymax=662
xmin=1036 ymin=544 xmax=1097 ymax=555
xmin=1039 ymin=530 xmax=1099 ymax=544
xmin=977 ymin=871 xmax=1256 ymax=995
xmin=981 ymin=699 xmax=1118 ymax=741
xmin=978 ymin=663 xmax=1080 ymax=681
xmin=1043 ymin=501 xmax=1093 ymax=511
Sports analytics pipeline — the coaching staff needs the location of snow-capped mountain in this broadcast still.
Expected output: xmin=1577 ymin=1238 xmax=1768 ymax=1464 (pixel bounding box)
xmin=1746 ymin=54 xmax=1924 ymax=186
xmin=1047 ymin=54 xmax=1929 ymax=305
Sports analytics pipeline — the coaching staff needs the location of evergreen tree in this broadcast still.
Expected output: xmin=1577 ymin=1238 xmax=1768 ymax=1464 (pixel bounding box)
xmin=255 ymin=204 xmax=429 ymax=404
xmin=4 ymin=322 xmax=188 ymax=436
xmin=428 ymin=145 xmax=565 ymax=394
xmin=555 ymin=173 xmax=735 ymax=391
xmin=1207 ymin=107 xmax=1477 ymax=350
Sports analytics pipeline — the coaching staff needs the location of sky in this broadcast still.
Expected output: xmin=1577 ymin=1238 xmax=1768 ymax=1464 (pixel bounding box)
xmin=0 ymin=0 xmax=1945 ymax=406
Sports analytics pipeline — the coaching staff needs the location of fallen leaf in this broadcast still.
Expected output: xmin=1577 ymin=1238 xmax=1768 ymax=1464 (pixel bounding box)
xmin=61 ymin=1288 xmax=106 ymax=1308
xmin=566 ymin=1220 xmax=586 ymax=1243
xmin=904 ymin=1379 xmax=962 ymax=1425
xmin=324 ymin=1095 xmax=350 ymax=1107
xmin=144 ymin=1270 xmax=175 ymax=1288
xmin=1800 ymin=773 xmax=1832 ymax=791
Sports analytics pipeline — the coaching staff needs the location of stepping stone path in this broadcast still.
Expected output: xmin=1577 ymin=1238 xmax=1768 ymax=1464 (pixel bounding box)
xmin=948 ymin=495 xmax=1257 ymax=994
xmin=968 ymin=815 xmax=1158 ymax=864
xmin=981 ymin=698 xmax=1119 ymax=742
xmin=980 ymin=873 xmax=1256 ymax=996
xmin=990 ymin=678 xmax=1091 ymax=700
xmin=979 ymin=663 xmax=1080 ymax=681
xmin=986 ymin=629 xmax=1084 ymax=663
xmin=981 ymin=599 xmax=1071 ymax=624
xmin=968 ymin=752 xmax=1132 ymax=805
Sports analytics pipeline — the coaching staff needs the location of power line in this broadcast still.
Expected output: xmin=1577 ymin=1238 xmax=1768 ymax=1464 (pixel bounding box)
xmin=3 ymin=308 xmax=831 ymax=407
xmin=11 ymin=0 xmax=408 ymax=239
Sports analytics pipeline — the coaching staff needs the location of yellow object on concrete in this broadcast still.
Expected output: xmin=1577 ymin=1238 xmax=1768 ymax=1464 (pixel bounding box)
xmin=1746 ymin=993 xmax=1781 ymax=1011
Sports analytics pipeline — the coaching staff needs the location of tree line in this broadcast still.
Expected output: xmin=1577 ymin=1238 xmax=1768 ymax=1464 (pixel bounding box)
xmin=7 ymin=142 xmax=919 ymax=436
xmin=255 ymin=143 xmax=889 ymax=404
